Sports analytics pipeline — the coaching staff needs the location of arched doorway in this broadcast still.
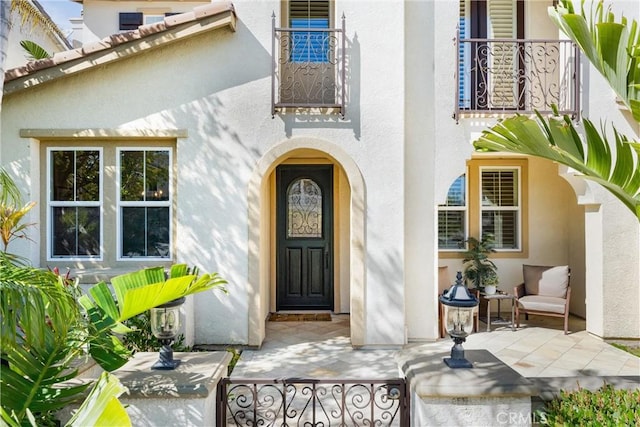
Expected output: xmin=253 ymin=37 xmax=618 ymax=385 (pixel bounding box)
xmin=247 ymin=139 xmax=366 ymax=347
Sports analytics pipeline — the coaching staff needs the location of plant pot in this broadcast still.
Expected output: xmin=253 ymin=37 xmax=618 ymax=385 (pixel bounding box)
xmin=484 ymin=285 xmax=497 ymax=295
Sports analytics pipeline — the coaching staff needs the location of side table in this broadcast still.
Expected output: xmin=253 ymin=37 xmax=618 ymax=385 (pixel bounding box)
xmin=481 ymin=292 xmax=515 ymax=332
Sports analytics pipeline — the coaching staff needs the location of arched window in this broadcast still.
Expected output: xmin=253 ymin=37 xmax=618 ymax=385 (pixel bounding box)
xmin=438 ymin=174 xmax=467 ymax=250
xmin=287 ymin=178 xmax=322 ymax=238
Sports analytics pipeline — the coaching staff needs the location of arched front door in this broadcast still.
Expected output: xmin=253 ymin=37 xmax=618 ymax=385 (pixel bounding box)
xmin=276 ymin=165 xmax=334 ymax=311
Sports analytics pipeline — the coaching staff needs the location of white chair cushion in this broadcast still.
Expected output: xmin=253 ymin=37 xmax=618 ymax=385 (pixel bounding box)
xmin=518 ymin=295 xmax=566 ymax=314
xmin=523 ymin=265 xmax=569 ymax=298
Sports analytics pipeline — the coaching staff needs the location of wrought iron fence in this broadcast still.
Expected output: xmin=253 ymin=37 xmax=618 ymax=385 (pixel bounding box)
xmin=454 ymin=31 xmax=580 ymax=122
xmin=216 ymin=378 xmax=409 ymax=426
xmin=271 ymin=14 xmax=346 ymax=117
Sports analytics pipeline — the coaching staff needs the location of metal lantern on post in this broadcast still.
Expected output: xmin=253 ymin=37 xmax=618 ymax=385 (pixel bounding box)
xmin=439 ymin=271 xmax=479 ymax=368
xmin=150 ymin=297 xmax=185 ymax=370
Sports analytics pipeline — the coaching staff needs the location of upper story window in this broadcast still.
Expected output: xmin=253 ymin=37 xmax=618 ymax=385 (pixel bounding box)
xmin=455 ymin=0 xmax=580 ymax=120
xmin=48 ymin=148 xmax=102 ymax=259
xmin=272 ymin=0 xmax=346 ymax=116
xmin=439 ymin=159 xmax=528 ymax=256
xmin=119 ymin=12 xmax=181 ymax=31
xmin=289 ymin=0 xmax=330 ymax=62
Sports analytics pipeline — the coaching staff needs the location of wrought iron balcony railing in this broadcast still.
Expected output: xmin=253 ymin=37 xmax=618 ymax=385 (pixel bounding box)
xmin=454 ymin=31 xmax=580 ymax=122
xmin=272 ymin=14 xmax=346 ymax=117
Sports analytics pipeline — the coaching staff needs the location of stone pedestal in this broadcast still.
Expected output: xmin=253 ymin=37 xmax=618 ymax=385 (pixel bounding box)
xmin=397 ymin=349 xmax=538 ymax=426
xmin=114 ymin=352 xmax=231 ymax=426
xmin=61 ymin=351 xmax=231 ymax=426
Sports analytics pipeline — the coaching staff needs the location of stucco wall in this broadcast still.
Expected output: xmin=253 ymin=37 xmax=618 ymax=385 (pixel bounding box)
xmin=2 ymin=0 xmax=407 ymax=346
xmin=2 ymin=0 xmax=639 ymax=345
xmin=80 ymin=0 xmax=208 ymax=44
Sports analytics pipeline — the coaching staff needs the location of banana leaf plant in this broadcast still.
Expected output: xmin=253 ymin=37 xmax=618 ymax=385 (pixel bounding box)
xmin=1 ymin=259 xmax=226 ymax=425
xmin=474 ymin=110 xmax=640 ymax=220
xmin=79 ymin=264 xmax=227 ymax=372
xmin=0 ymin=258 xmax=129 ymax=426
xmin=549 ymin=0 xmax=640 ymax=121
xmin=474 ymin=0 xmax=640 ymax=221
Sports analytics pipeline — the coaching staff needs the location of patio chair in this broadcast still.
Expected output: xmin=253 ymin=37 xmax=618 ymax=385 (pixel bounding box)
xmin=439 ymin=266 xmax=478 ymax=338
xmin=513 ymin=265 xmax=571 ymax=334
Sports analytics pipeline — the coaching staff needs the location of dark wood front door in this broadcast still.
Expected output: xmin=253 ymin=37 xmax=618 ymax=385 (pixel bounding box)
xmin=276 ymin=165 xmax=333 ymax=311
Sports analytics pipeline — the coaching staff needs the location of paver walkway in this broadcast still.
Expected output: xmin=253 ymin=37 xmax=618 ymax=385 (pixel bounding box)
xmin=232 ymin=314 xmax=639 ymax=382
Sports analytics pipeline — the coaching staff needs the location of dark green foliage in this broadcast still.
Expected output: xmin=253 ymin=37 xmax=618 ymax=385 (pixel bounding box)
xmin=462 ymin=235 xmax=497 ymax=290
xmin=538 ymin=384 xmax=640 ymax=426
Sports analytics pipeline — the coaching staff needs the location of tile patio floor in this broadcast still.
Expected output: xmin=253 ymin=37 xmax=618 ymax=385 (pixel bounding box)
xmin=231 ymin=314 xmax=640 ymax=385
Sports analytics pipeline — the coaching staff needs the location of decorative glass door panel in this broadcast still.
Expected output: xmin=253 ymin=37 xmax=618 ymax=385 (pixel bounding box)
xmin=277 ymin=165 xmax=333 ymax=310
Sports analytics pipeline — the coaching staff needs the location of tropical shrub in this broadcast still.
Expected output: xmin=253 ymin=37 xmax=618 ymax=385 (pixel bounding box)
xmin=538 ymin=384 xmax=640 ymax=426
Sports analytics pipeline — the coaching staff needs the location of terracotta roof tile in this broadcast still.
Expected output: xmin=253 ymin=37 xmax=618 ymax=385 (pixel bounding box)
xmin=138 ymin=20 xmax=167 ymax=37
xmin=4 ymin=1 xmax=236 ymax=85
xmin=165 ymin=11 xmax=197 ymax=27
xmin=81 ymin=40 xmax=111 ymax=55
xmin=26 ymin=58 xmax=56 ymax=72
xmin=109 ymin=31 xmax=142 ymax=46
xmin=52 ymin=48 xmax=84 ymax=64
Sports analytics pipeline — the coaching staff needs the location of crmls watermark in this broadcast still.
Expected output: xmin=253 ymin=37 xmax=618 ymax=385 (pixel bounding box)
xmin=496 ymin=411 xmax=544 ymax=425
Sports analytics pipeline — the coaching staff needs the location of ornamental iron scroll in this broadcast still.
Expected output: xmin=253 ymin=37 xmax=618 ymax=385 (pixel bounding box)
xmin=216 ymin=378 xmax=409 ymax=426
xmin=287 ymin=178 xmax=322 ymax=238
xmin=454 ymin=31 xmax=580 ymax=122
xmin=272 ymin=13 xmax=346 ymax=117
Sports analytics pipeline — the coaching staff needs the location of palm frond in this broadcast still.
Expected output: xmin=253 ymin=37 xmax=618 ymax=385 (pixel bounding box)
xmin=20 ymin=40 xmax=51 ymax=61
xmin=474 ymin=113 xmax=640 ymax=220
xmin=550 ymin=1 xmax=640 ymax=120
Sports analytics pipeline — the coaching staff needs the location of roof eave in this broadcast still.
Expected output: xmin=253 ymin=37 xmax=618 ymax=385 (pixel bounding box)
xmin=4 ymin=5 xmax=236 ymax=96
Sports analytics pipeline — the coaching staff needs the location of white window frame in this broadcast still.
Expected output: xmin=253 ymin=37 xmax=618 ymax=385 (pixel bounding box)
xmin=46 ymin=147 xmax=104 ymax=261
xmin=438 ymin=173 xmax=469 ymax=252
xmin=478 ymin=165 xmax=521 ymax=252
xmin=116 ymin=147 xmax=173 ymax=261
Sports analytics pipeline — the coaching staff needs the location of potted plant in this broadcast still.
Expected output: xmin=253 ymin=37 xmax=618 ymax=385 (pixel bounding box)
xmin=462 ymin=235 xmax=497 ymax=292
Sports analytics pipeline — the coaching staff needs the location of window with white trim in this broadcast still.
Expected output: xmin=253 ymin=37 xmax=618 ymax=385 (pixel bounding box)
xmin=439 ymin=159 xmax=526 ymax=254
xmin=117 ymin=148 xmax=172 ymax=260
xmin=480 ymin=167 xmax=520 ymax=250
xmin=47 ymin=148 xmax=102 ymax=259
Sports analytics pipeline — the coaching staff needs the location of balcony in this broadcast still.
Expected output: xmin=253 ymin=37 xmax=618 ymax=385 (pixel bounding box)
xmin=454 ymin=32 xmax=580 ymax=122
xmin=271 ymin=14 xmax=346 ymax=117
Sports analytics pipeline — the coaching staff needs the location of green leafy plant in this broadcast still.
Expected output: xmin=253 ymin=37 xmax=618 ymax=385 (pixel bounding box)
xmin=1 ymin=259 xmax=227 ymax=426
xmin=79 ymin=264 xmax=227 ymax=371
xmin=538 ymin=384 xmax=640 ymax=426
xmin=0 ymin=168 xmax=36 ymax=255
xmin=19 ymin=40 xmax=51 ymax=61
xmin=474 ymin=0 xmax=640 ymax=221
xmin=462 ymin=235 xmax=497 ymax=290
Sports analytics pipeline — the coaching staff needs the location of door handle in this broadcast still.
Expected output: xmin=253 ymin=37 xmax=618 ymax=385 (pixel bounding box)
xmin=325 ymin=247 xmax=329 ymax=269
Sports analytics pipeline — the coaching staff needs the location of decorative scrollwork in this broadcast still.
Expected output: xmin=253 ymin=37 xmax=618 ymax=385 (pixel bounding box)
xmin=220 ymin=379 xmax=407 ymax=426
xmin=272 ymin=18 xmax=346 ymax=113
xmin=457 ymin=39 xmax=578 ymax=116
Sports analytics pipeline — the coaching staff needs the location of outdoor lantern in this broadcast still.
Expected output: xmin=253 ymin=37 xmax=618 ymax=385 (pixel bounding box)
xmin=439 ymin=271 xmax=479 ymax=368
xmin=150 ymin=297 xmax=185 ymax=370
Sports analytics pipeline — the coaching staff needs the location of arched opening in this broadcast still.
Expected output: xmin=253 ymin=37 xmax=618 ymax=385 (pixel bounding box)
xmin=247 ymin=138 xmax=366 ymax=347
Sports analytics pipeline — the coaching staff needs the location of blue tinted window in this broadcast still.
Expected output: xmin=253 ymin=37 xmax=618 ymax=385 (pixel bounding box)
xmin=290 ymin=18 xmax=329 ymax=62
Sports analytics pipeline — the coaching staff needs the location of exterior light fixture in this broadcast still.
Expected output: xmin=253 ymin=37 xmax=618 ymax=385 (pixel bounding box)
xmin=439 ymin=271 xmax=479 ymax=368
xmin=150 ymin=297 xmax=185 ymax=370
